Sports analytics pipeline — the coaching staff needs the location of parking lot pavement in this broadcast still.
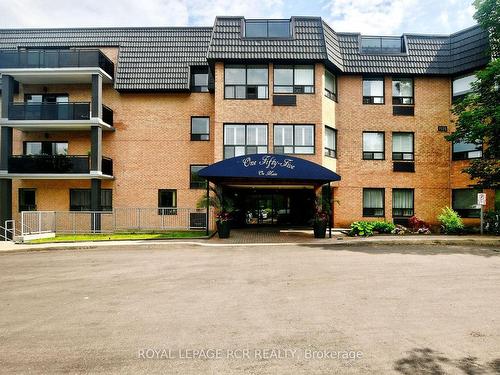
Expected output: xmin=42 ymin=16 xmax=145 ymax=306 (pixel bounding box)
xmin=0 ymin=243 xmax=499 ymax=374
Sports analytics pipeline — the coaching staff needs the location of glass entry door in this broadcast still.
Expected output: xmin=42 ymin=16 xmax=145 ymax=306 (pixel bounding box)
xmin=245 ymin=193 xmax=287 ymax=225
xmin=227 ymin=188 xmax=314 ymax=227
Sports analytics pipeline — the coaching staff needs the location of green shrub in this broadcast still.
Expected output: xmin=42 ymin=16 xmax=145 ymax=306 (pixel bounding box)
xmin=371 ymin=221 xmax=396 ymax=234
xmin=348 ymin=221 xmax=374 ymax=237
xmin=484 ymin=210 xmax=500 ymax=235
xmin=438 ymin=207 xmax=464 ymax=234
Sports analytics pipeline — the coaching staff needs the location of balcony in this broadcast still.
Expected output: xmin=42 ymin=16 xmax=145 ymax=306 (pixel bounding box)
xmin=0 ymin=49 xmax=114 ymax=83
xmin=3 ymin=102 xmax=114 ymax=130
xmin=4 ymin=155 xmax=113 ymax=179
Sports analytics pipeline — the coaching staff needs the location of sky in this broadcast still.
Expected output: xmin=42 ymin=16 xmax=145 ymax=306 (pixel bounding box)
xmin=0 ymin=0 xmax=478 ymax=35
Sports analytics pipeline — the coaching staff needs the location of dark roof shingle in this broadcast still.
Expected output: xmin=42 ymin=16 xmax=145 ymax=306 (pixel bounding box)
xmin=0 ymin=27 xmax=212 ymax=90
xmin=0 ymin=19 xmax=490 ymax=91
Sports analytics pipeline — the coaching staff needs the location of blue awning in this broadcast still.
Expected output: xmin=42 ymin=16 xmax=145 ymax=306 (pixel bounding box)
xmin=198 ymin=154 xmax=341 ymax=184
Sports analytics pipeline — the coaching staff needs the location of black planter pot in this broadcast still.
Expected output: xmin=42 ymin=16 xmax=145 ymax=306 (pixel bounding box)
xmin=217 ymin=220 xmax=231 ymax=238
xmin=313 ymin=220 xmax=328 ymax=238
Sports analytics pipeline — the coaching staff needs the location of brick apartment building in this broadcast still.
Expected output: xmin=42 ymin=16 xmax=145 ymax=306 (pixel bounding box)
xmin=0 ymin=16 xmax=496 ymax=231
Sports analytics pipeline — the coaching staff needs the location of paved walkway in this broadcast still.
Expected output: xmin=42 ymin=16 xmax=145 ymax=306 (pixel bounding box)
xmin=209 ymin=227 xmax=344 ymax=244
xmin=0 ymin=229 xmax=498 ymax=253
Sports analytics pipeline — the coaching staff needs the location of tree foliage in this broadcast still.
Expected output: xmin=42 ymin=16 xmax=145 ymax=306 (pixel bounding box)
xmin=473 ymin=0 xmax=500 ymax=58
xmin=447 ymin=0 xmax=500 ymax=188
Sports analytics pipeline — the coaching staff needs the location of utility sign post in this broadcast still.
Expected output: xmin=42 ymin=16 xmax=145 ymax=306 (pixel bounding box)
xmin=477 ymin=193 xmax=486 ymax=235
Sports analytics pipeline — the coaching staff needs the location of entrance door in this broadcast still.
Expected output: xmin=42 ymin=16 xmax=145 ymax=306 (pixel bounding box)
xmin=227 ymin=188 xmax=314 ymax=228
xmin=245 ymin=193 xmax=275 ymax=225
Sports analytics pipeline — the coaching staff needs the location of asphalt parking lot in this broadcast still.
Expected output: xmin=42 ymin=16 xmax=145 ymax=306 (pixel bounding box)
xmin=0 ymin=243 xmax=499 ymax=374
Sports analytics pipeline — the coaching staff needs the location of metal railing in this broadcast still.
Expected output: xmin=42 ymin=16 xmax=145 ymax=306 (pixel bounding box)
xmin=101 ymin=156 xmax=113 ymax=176
xmin=8 ymin=155 xmax=113 ymax=175
xmin=0 ymin=49 xmax=115 ymax=78
xmin=8 ymin=102 xmax=90 ymax=120
xmin=7 ymin=102 xmax=114 ymax=125
xmin=1 ymin=220 xmax=19 ymax=241
xmin=21 ymin=208 xmax=209 ymax=235
xmin=102 ymin=104 xmax=113 ymax=126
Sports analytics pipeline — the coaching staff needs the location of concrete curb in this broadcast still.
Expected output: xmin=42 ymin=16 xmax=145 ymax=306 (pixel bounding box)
xmin=0 ymin=235 xmax=498 ymax=254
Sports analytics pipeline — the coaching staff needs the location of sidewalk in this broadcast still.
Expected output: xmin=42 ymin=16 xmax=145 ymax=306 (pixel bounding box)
xmin=0 ymin=234 xmax=498 ymax=253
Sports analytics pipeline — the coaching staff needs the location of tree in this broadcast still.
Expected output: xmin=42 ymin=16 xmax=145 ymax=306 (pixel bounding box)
xmin=446 ymin=0 xmax=500 ymax=188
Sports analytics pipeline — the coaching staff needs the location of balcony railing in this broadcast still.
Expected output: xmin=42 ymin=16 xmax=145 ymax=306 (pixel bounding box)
xmin=8 ymin=102 xmax=90 ymax=121
xmin=8 ymin=155 xmax=113 ymax=176
xmin=0 ymin=49 xmax=114 ymax=78
xmin=101 ymin=156 xmax=113 ymax=176
xmin=102 ymin=105 xmax=113 ymax=126
xmin=7 ymin=102 xmax=113 ymax=126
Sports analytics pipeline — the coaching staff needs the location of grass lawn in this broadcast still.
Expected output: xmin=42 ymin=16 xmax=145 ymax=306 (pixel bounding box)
xmin=29 ymin=231 xmax=211 ymax=244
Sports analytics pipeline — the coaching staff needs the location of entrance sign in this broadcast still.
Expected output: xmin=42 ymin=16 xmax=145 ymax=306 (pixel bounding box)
xmin=477 ymin=193 xmax=486 ymax=235
xmin=198 ymin=154 xmax=341 ymax=184
xmin=242 ymin=155 xmax=295 ymax=177
xmin=477 ymin=193 xmax=486 ymax=206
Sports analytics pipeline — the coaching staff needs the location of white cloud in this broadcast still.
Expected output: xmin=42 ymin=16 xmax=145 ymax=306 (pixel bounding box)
xmin=322 ymin=0 xmax=477 ymax=35
xmin=0 ymin=0 xmax=191 ymax=27
xmin=322 ymin=0 xmax=419 ymax=35
xmin=187 ymin=0 xmax=284 ymax=25
xmin=0 ymin=0 xmax=477 ymax=34
xmin=0 ymin=0 xmax=285 ymax=28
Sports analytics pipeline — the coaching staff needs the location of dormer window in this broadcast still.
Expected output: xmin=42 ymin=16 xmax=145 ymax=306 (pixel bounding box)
xmin=244 ymin=19 xmax=291 ymax=39
xmin=360 ymin=36 xmax=405 ymax=54
xmin=190 ymin=66 xmax=209 ymax=92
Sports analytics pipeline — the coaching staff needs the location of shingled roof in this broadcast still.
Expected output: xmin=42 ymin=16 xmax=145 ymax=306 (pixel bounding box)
xmin=206 ymin=16 xmax=327 ymax=61
xmin=0 ymin=27 xmax=212 ymax=91
xmin=0 ymin=18 xmax=491 ymax=91
xmin=208 ymin=16 xmax=489 ymax=75
xmin=337 ymin=25 xmax=490 ymax=75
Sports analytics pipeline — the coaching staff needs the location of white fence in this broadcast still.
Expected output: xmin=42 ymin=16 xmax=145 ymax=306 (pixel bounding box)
xmin=20 ymin=208 xmax=209 ymax=236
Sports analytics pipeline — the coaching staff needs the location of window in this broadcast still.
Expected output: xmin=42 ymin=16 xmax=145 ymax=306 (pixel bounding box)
xmin=18 ymin=188 xmax=36 ymax=212
xmin=158 ymin=189 xmax=177 ymax=215
xmin=69 ymin=189 xmax=112 ymax=211
xmin=191 ymin=117 xmax=210 ymax=141
xmin=392 ymin=78 xmax=414 ymax=105
xmin=190 ymin=165 xmax=208 ymax=189
xmin=70 ymin=189 xmax=90 ymax=211
xmin=452 ymin=141 xmax=482 ymax=160
xmin=24 ymin=141 xmax=68 ymax=155
xmin=392 ymin=133 xmax=414 ymax=160
xmin=392 ymin=189 xmax=414 ymax=217
xmin=25 ymin=142 xmax=42 ymax=155
xmin=244 ymin=20 xmax=291 ymax=38
xmin=274 ymin=65 xmax=314 ymax=94
xmin=224 ymin=64 xmax=268 ymax=99
xmin=495 ymin=190 xmax=500 ymax=211
xmin=190 ymin=66 xmax=209 ymax=92
xmin=274 ymin=124 xmax=314 ymax=154
xmin=363 ymin=132 xmax=385 ymax=160
xmin=25 ymin=93 xmax=68 ymax=103
xmin=100 ymin=190 xmax=113 ymax=212
xmin=224 ymin=124 xmax=268 ymax=158
xmin=360 ymin=36 xmax=405 ymax=54
xmin=324 ymin=126 xmax=337 ymax=158
xmin=452 ymin=189 xmax=481 ymax=218
xmin=452 ymin=74 xmax=476 ymax=100
xmin=363 ymin=188 xmax=384 ymax=217
xmin=324 ymin=71 xmax=337 ymax=101
xmin=363 ymin=77 xmax=384 ymax=104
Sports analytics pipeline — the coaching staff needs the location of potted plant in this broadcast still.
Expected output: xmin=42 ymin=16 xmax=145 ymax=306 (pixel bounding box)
xmin=313 ymin=196 xmax=330 ymax=238
xmin=198 ymin=185 xmax=234 ymax=239
xmin=216 ymin=211 xmax=231 ymax=238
